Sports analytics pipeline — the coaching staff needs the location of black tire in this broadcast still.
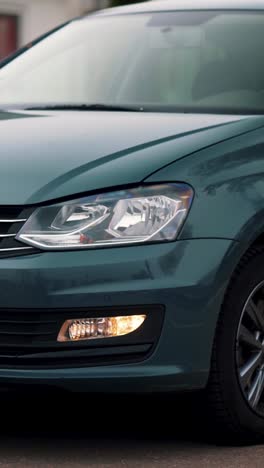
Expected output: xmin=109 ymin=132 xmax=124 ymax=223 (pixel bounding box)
xmin=207 ymin=246 xmax=264 ymax=445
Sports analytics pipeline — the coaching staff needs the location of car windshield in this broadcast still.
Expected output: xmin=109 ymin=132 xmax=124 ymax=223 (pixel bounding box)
xmin=0 ymin=10 xmax=264 ymax=114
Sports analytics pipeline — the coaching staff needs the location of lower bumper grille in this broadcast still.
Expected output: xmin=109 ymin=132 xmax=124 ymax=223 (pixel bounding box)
xmin=0 ymin=307 xmax=164 ymax=369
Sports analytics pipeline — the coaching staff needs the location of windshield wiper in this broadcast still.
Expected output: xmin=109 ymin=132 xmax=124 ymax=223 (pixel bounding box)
xmin=24 ymin=103 xmax=145 ymax=112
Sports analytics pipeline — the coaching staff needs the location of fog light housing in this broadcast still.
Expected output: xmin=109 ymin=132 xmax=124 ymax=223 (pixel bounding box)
xmin=57 ymin=315 xmax=146 ymax=342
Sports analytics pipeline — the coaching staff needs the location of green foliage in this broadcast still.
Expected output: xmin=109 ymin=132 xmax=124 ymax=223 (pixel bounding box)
xmin=110 ymin=0 xmax=146 ymax=6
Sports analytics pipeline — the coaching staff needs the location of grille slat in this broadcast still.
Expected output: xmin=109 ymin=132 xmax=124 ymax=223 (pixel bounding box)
xmin=0 ymin=310 xmax=61 ymax=347
xmin=0 ymin=324 xmax=56 ymax=334
xmin=0 ymin=234 xmax=16 ymax=238
xmin=0 ymin=207 xmax=38 ymax=258
xmin=0 ymin=219 xmax=27 ymax=223
xmin=0 ymin=331 xmax=55 ymax=337
xmin=0 ymin=319 xmax=57 ymax=325
xmin=0 ymin=247 xmax=33 ymax=252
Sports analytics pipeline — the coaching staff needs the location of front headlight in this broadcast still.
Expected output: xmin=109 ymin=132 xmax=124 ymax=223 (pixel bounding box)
xmin=17 ymin=184 xmax=193 ymax=250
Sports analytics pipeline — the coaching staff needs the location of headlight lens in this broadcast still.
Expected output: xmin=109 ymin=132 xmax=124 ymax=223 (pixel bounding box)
xmin=17 ymin=184 xmax=193 ymax=250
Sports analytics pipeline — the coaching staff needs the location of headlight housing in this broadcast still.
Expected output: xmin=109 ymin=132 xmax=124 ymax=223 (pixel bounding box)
xmin=17 ymin=184 xmax=193 ymax=250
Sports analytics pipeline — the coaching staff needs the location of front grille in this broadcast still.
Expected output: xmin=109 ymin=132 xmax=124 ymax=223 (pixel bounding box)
xmin=0 ymin=206 xmax=38 ymax=258
xmin=0 ymin=307 xmax=164 ymax=368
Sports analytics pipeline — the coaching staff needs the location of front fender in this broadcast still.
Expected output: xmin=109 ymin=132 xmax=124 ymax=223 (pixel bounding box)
xmin=146 ymin=126 xmax=264 ymax=246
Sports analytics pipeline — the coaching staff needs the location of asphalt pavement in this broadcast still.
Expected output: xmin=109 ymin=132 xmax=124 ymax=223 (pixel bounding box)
xmin=0 ymin=391 xmax=263 ymax=467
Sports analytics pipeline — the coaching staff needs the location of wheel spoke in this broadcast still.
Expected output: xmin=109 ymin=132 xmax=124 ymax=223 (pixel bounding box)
xmin=239 ymin=351 xmax=263 ymax=389
xmin=248 ymin=370 xmax=264 ymax=408
xmin=239 ymin=325 xmax=262 ymax=351
xmin=246 ymin=299 xmax=264 ymax=331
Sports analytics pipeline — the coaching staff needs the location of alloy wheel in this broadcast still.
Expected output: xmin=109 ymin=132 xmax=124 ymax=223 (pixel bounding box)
xmin=237 ymin=281 xmax=264 ymax=416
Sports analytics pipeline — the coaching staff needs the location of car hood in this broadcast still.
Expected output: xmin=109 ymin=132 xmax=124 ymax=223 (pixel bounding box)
xmin=0 ymin=109 xmax=263 ymax=205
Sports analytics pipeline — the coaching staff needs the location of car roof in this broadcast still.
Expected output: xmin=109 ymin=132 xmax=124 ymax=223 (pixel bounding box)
xmin=97 ymin=0 xmax=264 ymax=16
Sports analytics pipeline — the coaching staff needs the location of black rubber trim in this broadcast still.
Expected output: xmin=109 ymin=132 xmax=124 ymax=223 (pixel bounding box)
xmin=0 ymin=305 xmax=164 ymax=369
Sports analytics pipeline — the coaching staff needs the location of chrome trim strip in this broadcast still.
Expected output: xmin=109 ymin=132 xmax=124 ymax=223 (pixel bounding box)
xmin=0 ymin=247 xmax=33 ymax=252
xmin=0 ymin=234 xmax=16 ymax=238
xmin=0 ymin=219 xmax=27 ymax=223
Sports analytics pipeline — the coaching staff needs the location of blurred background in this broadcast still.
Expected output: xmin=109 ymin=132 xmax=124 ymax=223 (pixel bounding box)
xmin=0 ymin=0 xmax=145 ymax=60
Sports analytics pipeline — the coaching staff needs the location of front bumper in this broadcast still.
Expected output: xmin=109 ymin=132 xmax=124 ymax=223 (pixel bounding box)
xmin=0 ymin=239 xmax=238 ymax=392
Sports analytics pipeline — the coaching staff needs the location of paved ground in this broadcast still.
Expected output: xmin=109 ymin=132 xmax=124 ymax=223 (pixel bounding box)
xmin=0 ymin=392 xmax=264 ymax=467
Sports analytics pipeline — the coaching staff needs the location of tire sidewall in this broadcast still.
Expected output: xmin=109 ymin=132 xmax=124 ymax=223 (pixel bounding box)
xmin=216 ymin=250 xmax=264 ymax=436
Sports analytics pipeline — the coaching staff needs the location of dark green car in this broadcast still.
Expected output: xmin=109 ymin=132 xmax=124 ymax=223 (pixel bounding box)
xmin=1 ymin=0 xmax=264 ymax=443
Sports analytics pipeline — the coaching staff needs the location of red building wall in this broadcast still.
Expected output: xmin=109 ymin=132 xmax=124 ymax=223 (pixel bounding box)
xmin=0 ymin=15 xmax=18 ymax=60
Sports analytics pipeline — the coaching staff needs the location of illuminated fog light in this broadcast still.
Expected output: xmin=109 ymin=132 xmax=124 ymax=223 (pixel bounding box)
xmin=57 ymin=315 xmax=146 ymax=342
